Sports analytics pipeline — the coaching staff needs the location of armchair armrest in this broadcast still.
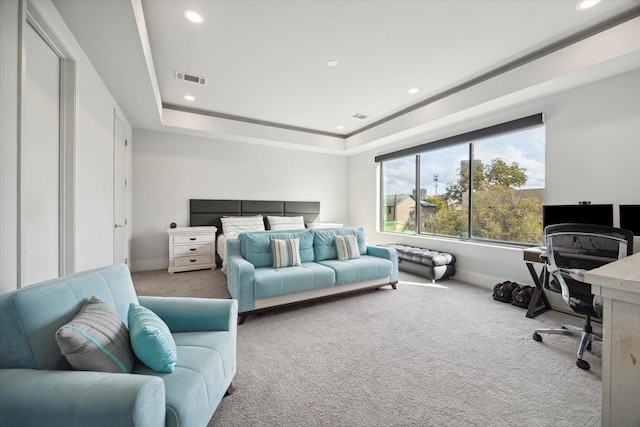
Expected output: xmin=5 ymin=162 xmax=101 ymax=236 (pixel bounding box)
xmin=137 ymin=296 xmax=237 ymax=333
xmin=366 ymin=245 xmax=399 ymax=282
xmin=0 ymin=369 xmax=165 ymax=427
xmin=226 ymin=240 xmax=257 ymax=313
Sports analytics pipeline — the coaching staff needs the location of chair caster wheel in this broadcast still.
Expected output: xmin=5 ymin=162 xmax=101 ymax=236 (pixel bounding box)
xmin=532 ymin=332 xmax=542 ymax=342
xmin=576 ymin=359 xmax=590 ymax=370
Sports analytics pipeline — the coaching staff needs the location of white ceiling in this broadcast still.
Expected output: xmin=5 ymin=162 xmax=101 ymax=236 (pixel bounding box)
xmin=52 ymin=0 xmax=640 ymax=152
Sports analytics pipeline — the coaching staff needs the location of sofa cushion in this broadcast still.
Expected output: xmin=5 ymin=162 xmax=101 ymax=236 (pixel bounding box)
xmin=319 ymin=255 xmax=393 ymax=286
xmin=313 ymin=228 xmax=366 ymax=261
xmin=254 ymin=263 xmax=336 ymax=300
xmin=240 ymin=229 xmax=314 ymax=267
xmin=128 ymin=303 xmax=178 ymax=373
xmin=133 ymin=330 xmax=236 ymax=427
xmin=55 ymin=296 xmax=135 ymax=373
xmin=271 ymin=238 xmax=302 ymax=268
xmin=335 ymin=235 xmax=360 ymax=260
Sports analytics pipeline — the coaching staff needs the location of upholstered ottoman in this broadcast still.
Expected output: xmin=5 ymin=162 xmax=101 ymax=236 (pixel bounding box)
xmin=382 ymin=244 xmax=456 ymax=282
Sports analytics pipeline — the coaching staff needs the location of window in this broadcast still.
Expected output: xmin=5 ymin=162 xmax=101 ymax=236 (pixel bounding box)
xmin=377 ymin=115 xmax=545 ymax=245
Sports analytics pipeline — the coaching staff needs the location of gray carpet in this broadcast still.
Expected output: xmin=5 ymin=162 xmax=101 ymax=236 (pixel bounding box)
xmin=132 ymin=269 xmax=601 ymax=426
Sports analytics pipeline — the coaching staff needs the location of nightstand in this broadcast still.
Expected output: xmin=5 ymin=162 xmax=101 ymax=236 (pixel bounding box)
xmin=167 ymin=226 xmax=217 ymax=274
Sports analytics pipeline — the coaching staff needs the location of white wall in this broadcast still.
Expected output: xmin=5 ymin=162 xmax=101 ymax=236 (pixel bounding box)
xmin=0 ymin=0 xmax=132 ymax=294
xmin=349 ymin=70 xmax=640 ymax=292
xmin=130 ymin=129 xmax=349 ymax=271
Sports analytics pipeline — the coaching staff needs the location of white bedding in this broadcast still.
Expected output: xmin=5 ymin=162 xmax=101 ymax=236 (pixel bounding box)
xmin=217 ymin=234 xmax=228 ymax=274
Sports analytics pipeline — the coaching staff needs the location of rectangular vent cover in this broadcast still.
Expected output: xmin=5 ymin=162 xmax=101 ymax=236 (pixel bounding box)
xmin=352 ymin=113 xmax=368 ymax=119
xmin=175 ymin=71 xmax=207 ymax=85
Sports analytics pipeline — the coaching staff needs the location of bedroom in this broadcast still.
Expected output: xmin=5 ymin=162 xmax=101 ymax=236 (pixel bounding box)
xmin=1 ymin=0 xmax=638 ymax=295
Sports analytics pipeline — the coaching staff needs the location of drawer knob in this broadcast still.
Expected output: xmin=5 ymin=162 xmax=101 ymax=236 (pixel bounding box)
xmin=190 ymin=248 xmax=197 ymax=251
xmin=190 ymin=259 xmax=197 ymax=263
xmin=190 ymin=237 xmax=196 ymax=241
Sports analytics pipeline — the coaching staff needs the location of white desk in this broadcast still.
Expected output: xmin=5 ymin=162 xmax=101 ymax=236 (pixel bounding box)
xmin=585 ymin=251 xmax=640 ymax=427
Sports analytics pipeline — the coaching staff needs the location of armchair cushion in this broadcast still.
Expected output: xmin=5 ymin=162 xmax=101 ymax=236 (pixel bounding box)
xmin=55 ymin=296 xmax=135 ymax=373
xmin=128 ymin=303 xmax=177 ymax=373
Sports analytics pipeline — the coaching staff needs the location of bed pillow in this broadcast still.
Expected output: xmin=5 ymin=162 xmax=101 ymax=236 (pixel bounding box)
xmin=55 ymin=296 xmax=135 ymax=373
xmin=267 ymin=216 xmax=305 ymax=230
xmin=221 ymin=215 xmax=265 ymax=239
xmin=271 ymin=238 xmax=302 ymax=268
xmin=128 ymin=303 xmax=177 ymax=373
xmin=335 ymin=235 xmax=361 ymax=260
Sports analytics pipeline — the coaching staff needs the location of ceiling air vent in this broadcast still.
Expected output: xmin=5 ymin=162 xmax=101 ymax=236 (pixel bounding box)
xmin=175 ymin=71 xmax=207 ymax=85
xmin=352 ymin=113 xmax=369 ymax=120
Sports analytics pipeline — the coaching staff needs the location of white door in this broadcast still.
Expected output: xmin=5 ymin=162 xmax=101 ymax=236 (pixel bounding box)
xmin=22 ymin=22 xmax=60 ymax=286
xmin=113 ymin=113 xmax=128 ymax=264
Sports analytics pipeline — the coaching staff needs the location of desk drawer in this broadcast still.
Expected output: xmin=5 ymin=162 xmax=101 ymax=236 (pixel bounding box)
xmin=173 ymin=243 xmax=212 ymax=256
xmin=173 ymin=234 xmax=213 ymax=244
xmin=172 ymin=254 xmax=213 ymax=268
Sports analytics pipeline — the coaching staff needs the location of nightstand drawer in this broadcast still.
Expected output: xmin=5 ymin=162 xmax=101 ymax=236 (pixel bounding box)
xmin=173 ymin=234 xmax=213 ymax=244
xmin=172 ymin=254 xmax=213 ymax=268
xmin=173 ymin=243 xmax=212 ymax=256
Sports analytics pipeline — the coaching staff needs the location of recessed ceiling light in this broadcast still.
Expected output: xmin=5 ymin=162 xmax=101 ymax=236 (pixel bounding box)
xmin=184 ymin=10 xmax=204 ymax=23
xmin=327 ymin=60 xmax=339 ymax=67
xmin=184 ymin=95 xmax=195 ymax=101
xmin=577 ymin=0 xmax=600 ymax=10
xmin=337 ymin=125 xmax=344 ymax=130
xmin=408 ymin=88 xmax=420 ymax=94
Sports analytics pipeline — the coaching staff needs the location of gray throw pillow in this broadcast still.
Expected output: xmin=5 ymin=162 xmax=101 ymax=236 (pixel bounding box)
xmin=55 ymin=296 xmax=135 ymax=373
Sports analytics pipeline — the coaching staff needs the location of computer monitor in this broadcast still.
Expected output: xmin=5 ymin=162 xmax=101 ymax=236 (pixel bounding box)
xmin=619 ymin=204 xmax=640 ymax=235
xmin=542 ymin=204 xmax=614 ymax=229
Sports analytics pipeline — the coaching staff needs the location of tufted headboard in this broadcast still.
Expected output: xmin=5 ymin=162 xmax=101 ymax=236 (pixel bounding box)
xmin=189 ymin=199 xmax=320 ymax=233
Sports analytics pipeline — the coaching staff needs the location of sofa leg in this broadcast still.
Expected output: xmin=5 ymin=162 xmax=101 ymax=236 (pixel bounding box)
xmin=238 ymin=313 xmax=248 ymax=325
xmin=390 ymin=282 xmax=397 ymax=290
xmin=225 ymin=383 xmax=235 ymax=396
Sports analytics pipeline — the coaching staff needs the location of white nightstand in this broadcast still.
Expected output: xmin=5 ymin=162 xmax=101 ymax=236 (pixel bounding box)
xmin=167 ymin=226 xmax=217 ymax=274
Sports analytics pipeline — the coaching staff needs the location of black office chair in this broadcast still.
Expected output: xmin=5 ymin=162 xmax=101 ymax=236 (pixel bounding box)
xmin=532 ymin=223 xmax=634 ymax=370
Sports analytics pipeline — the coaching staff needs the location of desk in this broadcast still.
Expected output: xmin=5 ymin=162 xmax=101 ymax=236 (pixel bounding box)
xmin=585 ymin=251 xmax=640 ymax=427
xmin=522 ymin=246 xmax=552 ymax=318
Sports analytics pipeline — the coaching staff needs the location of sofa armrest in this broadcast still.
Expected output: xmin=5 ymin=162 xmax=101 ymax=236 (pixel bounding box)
xmin=0 ymin=368 xmax=165 ymax=427
xmin=366 ymin=245 xmax=399 ymax=283
xmin=138 ymin=296 xmax=237 ymax=333
xmin=226 ymin=239 xmax=257 ymax=313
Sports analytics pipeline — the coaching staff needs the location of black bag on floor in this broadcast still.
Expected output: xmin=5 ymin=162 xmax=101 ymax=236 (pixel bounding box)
xmin=493 ymin=281 xmax=520 ymax=303
xmin=511 ymin=285 xmax=534 ymax=308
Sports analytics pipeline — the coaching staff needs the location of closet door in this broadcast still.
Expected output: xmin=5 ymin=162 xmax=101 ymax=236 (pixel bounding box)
xmin=21 ymin=22 xmax=61 ymax=285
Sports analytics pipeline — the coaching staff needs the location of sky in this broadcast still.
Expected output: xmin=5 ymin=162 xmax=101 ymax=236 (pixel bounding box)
xmin=383 ymin=126 xmax=545 ymax=197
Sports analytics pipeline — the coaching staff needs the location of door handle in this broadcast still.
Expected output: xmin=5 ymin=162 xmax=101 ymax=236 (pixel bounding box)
xmin=114 ymin=224 xmax=124 ymax=228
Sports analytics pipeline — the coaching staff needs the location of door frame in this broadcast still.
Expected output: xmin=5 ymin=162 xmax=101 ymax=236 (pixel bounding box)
xmin=18 ymin=0 xmax=76 ymax=287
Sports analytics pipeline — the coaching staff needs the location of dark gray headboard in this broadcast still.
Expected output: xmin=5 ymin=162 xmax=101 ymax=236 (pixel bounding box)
xmin=189 ymin=199 xmax=320 ymax=232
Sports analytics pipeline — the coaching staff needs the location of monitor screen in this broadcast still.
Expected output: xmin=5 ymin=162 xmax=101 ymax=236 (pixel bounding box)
xmin=619 ymin=205 xmax=640 ymax=235
xmin=542 ymin=204 xmax=614 ymax=229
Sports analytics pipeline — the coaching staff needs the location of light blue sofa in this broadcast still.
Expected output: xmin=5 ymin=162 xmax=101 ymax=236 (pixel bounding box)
xmin=227 ymin=227 xmax=398 ymax=323
xmin=0 ymin=264 xmax=237 ymax=427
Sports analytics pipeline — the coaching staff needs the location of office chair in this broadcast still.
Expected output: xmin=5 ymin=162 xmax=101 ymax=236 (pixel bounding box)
xmin=532 ymin=223 xmax=634 ymax=370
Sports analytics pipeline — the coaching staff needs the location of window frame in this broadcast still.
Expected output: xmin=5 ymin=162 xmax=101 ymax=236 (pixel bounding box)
xmin=377 ymin=114 xmax=545 ymax=245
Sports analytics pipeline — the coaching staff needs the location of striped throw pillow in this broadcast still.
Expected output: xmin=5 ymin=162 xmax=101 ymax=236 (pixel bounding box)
xmin=271 ymin=238 xmax=302 ymax=268
xmin=335 ymin=235 xmax=360 ymax=260
xmin=55 ymin=296 xmax=135 ymax=373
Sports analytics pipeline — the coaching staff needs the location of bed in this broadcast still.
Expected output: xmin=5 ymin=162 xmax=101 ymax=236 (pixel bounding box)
xmin=189 ymin=199 xmax=320 ymax=272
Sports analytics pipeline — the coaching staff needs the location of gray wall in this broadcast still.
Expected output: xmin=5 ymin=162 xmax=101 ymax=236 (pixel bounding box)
xmin=349 ymin=70 xmax=640 ymax=293
xmin=130 ymin=129 xmax=349 ymax=271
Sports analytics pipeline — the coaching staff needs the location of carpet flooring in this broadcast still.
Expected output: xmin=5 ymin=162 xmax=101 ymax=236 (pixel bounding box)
xmin=131 ymin=269 xmax=602 ymax=427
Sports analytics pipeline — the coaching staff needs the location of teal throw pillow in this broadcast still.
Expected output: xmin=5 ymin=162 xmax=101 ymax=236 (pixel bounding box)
xmin=128 ymin=303 xmax=177 ymax=373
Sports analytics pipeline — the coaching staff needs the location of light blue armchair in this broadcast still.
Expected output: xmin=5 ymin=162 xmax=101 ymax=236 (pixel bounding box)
xmin=0 ymin=264 xmax=237 ymax=427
